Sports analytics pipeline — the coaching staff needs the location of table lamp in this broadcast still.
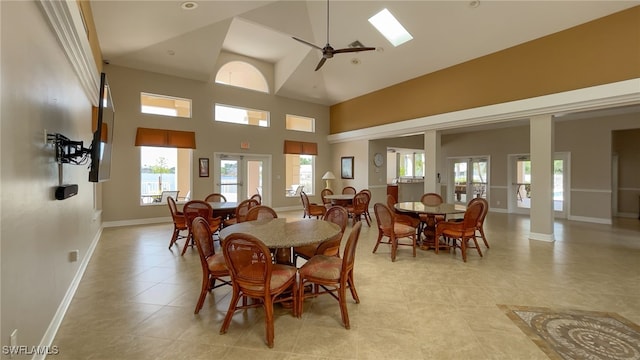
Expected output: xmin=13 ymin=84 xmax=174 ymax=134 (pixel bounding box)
xmin=322 ymin=171 xmax=336 ymax=190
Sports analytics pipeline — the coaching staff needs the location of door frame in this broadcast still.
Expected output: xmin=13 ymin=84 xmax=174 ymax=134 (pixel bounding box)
xmin=213 ymin=152 xmax=271 ymax=205
xmin=446 ymin=156 xmax=490 ymax=205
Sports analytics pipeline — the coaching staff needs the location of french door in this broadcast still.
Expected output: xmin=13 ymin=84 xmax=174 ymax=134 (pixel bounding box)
xmin=508 ymin=153 xmax=568 ymax=217
xmin=213 ymin=153 xmax=271 ymax=205
xmin=449 ymin=157 xmax=489 ymax=205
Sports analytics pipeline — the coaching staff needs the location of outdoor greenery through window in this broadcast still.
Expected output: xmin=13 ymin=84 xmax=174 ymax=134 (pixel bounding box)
xmin=285 ymin=154 xmax=314 ymax=196
xmin=398 ymin=152 xmax=424 ymax=178
xmin=140 ymin=92 xmax=191 ymax=118
xmin=140 ymin=146 xmax=191 ymax=204
xmin=215 ymin=103 xmax=269 ymax=127
xmin=285 ymin=114 xmax=315 ymax=132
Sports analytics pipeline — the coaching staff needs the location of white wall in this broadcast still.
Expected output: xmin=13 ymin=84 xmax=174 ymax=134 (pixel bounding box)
xmin=1 ymin=1 xmax=101 ymax=353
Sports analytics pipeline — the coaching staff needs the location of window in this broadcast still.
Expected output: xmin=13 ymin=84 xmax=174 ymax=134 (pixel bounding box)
xmin=286 ymin=114 xmax=315 ymax=132
xmin=140 ymin=146 xmax=192 ymax=204
xmin=398 ymin=151 xmax=424 ymax=178
xmin=140 ymin=93 xmax=191 ymax=118
xmin=215 ymin=61 xmax=269 ymax=93
xmin=215 ymin=103 xmax=269 ymax=127
xmin=285 ymin=154 xmax=314 ymax=196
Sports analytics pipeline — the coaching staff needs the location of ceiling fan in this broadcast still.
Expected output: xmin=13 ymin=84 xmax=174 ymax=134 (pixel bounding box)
xmin=293 ymin=0 xmax=376 ymax=71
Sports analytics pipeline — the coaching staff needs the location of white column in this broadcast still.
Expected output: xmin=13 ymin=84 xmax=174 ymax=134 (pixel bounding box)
xmin=424 ymin=130 xmax=440 ymax=194
xmin=529 ymin=115 xmax=555 ymax=242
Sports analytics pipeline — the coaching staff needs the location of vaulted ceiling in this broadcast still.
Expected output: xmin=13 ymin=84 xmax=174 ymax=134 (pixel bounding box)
xmin=91 ymin=1 xmax=638 ymax=106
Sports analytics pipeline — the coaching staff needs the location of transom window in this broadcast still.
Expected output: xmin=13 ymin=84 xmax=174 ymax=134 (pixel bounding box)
xmin=215 ymin=103 xmax=269 ymax=127
xmin=140 ymin=93 xmax=191 ymax=118
xmin=286 ymin=114 xmax=315 ymax=133
xmin=215 ymin=61 xmax=269 ymax=93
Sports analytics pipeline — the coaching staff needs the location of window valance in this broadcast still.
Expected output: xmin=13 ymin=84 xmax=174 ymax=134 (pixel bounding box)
xmin=135 ymin=127 xmax=196 ymax=149
xmin=283 ymin=140 xmax=317 ymax=155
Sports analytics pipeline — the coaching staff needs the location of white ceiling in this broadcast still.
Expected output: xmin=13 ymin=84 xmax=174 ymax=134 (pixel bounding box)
xmin=90 ymin=0 xmax=638 ymax=106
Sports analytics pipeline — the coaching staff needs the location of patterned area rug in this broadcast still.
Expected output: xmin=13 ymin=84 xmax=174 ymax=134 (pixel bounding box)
xmin=499 ymin=305 xmax=640 ymax=360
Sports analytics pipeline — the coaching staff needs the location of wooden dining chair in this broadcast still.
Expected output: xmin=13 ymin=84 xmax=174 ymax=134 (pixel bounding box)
xmin=320 ymin=188 xmax=334 ymax=209
xmin=342 ymin=186 xmax=356 ymax=195
xmin=191 ymin=217 xmax=231 ymax=314
xmin=167 ymin=196 xmax=188 ymax=249
xmin=347 ymin=191 xmax=370 ymax=226
xmin=245 ymin=205 xmax=278 ymax=221
xmin=204 ymin=193 xmax=227 ymax=202
xmin=300 ymin=191 xmax=326 ymax=219
xmin=223 ymin=198 xmax=259 ymax=227
xmin=435 ymin=200 xmax=484 ymax=262
xmin=182 ymin=200 xmax=222 ymax=256
xmin=419 ymin=192 xmax=445 ymax=239
xmin=386 ymin=194 xmax=421 ymax=230
xmin=361 ymin=189 xmax=373 ymax=222
xmin=468 ymin=197 xmax=490 ymax=248
xmin=297 ymin=221 xmax=362 ymax=329
xmin=220 ymin=233 xmax=298 ymax=348
xmin=373 ymin=203 xmax=417 ymax=262
xmin=292 ymin=205 xmax=348 ymax=267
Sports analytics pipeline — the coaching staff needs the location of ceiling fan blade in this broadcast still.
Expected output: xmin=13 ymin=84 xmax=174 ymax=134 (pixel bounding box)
xmin=292 ymin=36 xmax=323 ymax=51
xmin=315 ymin=57 xmax=327 ymax=71
xmin=333 ymin=47 xmax=377 ymax=54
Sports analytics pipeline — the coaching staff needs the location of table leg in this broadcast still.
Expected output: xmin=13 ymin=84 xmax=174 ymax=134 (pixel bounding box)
xmin=274 ymin=247 xmax=293 ymax=266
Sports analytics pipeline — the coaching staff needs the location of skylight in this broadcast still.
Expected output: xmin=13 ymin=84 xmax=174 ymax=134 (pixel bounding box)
xmin=368 ymin=8 xmax=413 ymax=47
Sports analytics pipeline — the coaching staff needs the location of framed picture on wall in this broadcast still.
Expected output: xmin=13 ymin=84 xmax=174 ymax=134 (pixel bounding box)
xmin=341 ymin=156 xmax=354 ymax=179
xmin=199 ymin=158 xmax=209 ymax=177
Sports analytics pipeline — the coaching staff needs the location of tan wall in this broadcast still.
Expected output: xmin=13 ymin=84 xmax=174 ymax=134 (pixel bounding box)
xmin=613 ymin=129 xmax=640 ymax=216
xmin=1 ymin=1 xmax=101 ymax=351
xmin=102 ymin=64 xmax=331 ymax=222
xmin=330 ymin=6 xmax=640 ymax=133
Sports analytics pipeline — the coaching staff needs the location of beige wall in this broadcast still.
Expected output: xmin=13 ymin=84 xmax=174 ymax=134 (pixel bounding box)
xmin=613 ymin=129 xmax=640 ymax=216
xmin=102 ymin=63 xmax=331 ymax=222
xmin=330 ymin=6 xmax=640 ymax=133
xmin=1 ymin=1 xmax=101 ymax=352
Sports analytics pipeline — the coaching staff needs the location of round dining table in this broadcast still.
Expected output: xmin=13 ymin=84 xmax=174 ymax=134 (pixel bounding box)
xmin=208 ymin=201 xmax=238 ymax=219
xmin=323 ymin=194 xmax=354 ymax=206
xmin=394 ymin=202 xmax=466 ymax=250
xmin=219 ymin=218 xmax=341 ymax=264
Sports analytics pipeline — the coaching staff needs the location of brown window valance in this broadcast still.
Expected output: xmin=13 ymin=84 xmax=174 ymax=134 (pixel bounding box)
xmin=283 ymin=140 xmax=318 ymax=155
xmin=135 ymin=127 xmax=196 ymax=149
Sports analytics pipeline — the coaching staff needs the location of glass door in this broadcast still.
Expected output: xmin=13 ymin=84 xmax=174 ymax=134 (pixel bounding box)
xmin=449 ymin=157 xmax=489 ymax=205
xmin=508 ymin=153 xmax=568 ymax=217
xmin=214 ymin=153 xmax=270 ymax=204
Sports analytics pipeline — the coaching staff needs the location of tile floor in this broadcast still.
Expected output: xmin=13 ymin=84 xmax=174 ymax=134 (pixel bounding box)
xmin=53 ymin=211 xmax=640 ymax=359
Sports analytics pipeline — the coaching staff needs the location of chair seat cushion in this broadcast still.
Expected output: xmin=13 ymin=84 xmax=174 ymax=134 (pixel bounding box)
xmin=206 ymin=253 xmax=227 ymax=273
xmin=239 ymin=264 xmax=297 ymax=292
xmin=299 ymin=255 xmax=341 ymax=281
xmin=441 ymin=228 xmax=476 ymax=238
xmin=394 ymin=223 xmax=416 ymax=237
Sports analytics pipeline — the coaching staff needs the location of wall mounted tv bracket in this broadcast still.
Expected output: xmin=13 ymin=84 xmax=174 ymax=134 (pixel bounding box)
xmin=47 ymin=133 xmax=91 ymax=200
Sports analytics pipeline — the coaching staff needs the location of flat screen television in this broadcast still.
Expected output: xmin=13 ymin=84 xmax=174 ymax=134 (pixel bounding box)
xmin=89 ymin=72 xmax=115 ymax=182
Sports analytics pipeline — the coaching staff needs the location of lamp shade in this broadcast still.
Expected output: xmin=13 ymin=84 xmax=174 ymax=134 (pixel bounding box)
xmin=322 ymin=171 xmax=336 ymax=180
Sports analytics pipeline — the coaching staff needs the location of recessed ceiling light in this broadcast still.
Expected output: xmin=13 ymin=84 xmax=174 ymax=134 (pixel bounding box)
xmin=167 ymin=50 xmax=175 ymax=56
xmin=181 ymin=1 xmax=198 ymax=10
xmin=469 ymin=1 xmax=480 ymax=8
xmin=351 ymin=58 xmax=361 ymax=65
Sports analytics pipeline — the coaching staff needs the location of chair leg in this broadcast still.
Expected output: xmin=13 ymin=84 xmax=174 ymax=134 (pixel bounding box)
xmin=220 ymin=289 xmax=241 ymax=335
xmin=264 ymin=296 xmax=275 ymax=348
xmin=169 ymin=227 xmax=179 ymax=248
xmin=194 ymin=274 xmax=210 ymax=314
xmin=412 ymin=234 xmax=417 ymax=257
xmin=391 ymin=236 xmax=398 ymax=262
xmin=347 ymin=271 xmax=360 ymax=303
xmin=372 ymin=233 xmax=383 ymax=253
xmin=338 ymin=282 xmax=350 ymax=329
xmin=479 ymin=228 xmax=489 ymax=248
xmin=181 ymin=231 xmax=192 ymax=256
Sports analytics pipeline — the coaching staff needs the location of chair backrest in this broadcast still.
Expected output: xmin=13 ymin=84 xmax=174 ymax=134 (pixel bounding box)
xmin=342 ymin=222 xmax=363 ymax=273
xmin=161 ymin=190 xmax=179 ymax=203
xmin=192 ymin=216 xmax=216 ymax=261
xmin=353 ymin=191 xmax=370 ymax=212
xmin=205 ymin=193 xmax=227 ymax=202
xmin=183 ymin=200 xmax=214 ymax=229
xmin=386 ymin=194 xmax=397 ymax=209
xmin=300 ymin=191 xmax=311 ymax=211
xmin=342 ymin=186 xmax=356 ymax=195
xmin=246 ymin=205 xmax=278 ymax=221
xmin=374 ymin=203 xmax=394 ymax=231
xmin=250 ymin=193 xmax=262 ymax=204
xmin=421 ymin=193 xmax=443 ymax=206
xmin=222 ymin=232 xmax=273 ymax=295
xmin=294 ymin=185 xmax=304 ymax=196
xmin=467 ymin=197 xmax=488 ymax=225
xmin=361 ymin=189 xmax=371 ymax=200
xmin=317 ymin=206 xmax=349 ymax=256
xmin=320 ymin=188 xmax=334 ymax=204
xmin=462 ymin=201 xmax=484 ymax=229
xmin=167 ymin=196 xmax=181 ymax=218
xmin=235 ymin=198 xmax=259 ymax=223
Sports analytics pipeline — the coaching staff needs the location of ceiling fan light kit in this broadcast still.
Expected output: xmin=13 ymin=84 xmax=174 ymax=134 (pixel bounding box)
xmin=293 ymin=0 xmax=376 ymax=71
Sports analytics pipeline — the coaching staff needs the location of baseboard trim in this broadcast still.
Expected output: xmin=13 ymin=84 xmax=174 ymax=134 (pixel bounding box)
xmin=529 ymin=232 xmax=555 ymax=242
xmin=103 ymin=217 xmax=171 ymax=228
xmin=616 ymin=212 xmax=638 ymax=219
xmin=35 ymin=227 xmax=103 ymax=360
xmin=568 ymin=215 xmax=612 ymax=225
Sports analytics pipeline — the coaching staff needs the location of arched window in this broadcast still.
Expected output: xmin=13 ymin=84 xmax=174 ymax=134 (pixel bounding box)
xmin=215 ymin=61 xmax=268 ymax=93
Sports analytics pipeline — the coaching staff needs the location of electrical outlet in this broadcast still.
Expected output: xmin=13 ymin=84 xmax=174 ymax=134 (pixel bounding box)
xmin=496 ymin=200 xmax=501 ymax=206
xmin=69 ymin=250 xmax=79 ymax=262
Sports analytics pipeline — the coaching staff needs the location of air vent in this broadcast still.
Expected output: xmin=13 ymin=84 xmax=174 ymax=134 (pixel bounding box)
xmin=348 ymin=40 xmax=366 ymax=48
